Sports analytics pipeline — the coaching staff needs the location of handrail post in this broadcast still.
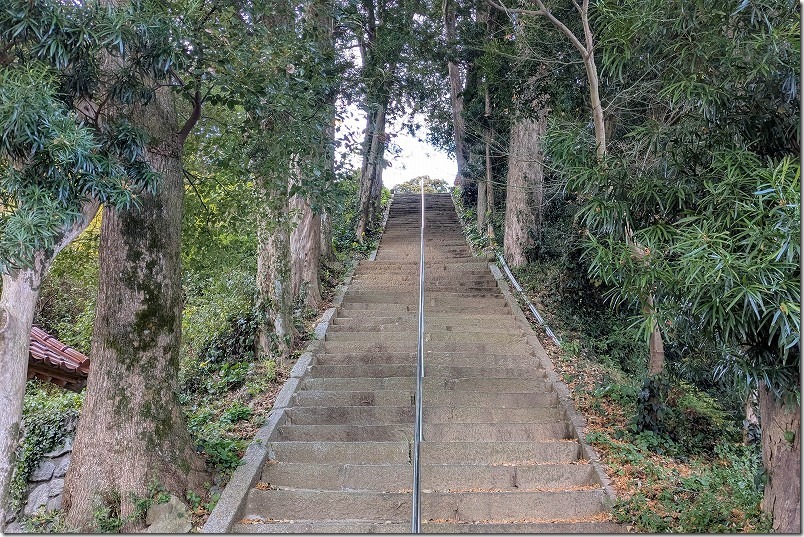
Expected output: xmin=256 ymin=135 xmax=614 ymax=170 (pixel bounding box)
xmin=411 ymin=178 xmax=425 ymax=533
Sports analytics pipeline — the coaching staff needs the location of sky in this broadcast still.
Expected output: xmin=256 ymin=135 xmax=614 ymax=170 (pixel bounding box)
xmin=382 ymin=130 xmax=458 ymax=188
xmin=337 ymin=105 xmax=458 ymax=189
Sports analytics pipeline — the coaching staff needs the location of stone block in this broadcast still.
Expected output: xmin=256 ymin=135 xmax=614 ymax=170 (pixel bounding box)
xmin=30 ymin=461 xmax=55 ymax=482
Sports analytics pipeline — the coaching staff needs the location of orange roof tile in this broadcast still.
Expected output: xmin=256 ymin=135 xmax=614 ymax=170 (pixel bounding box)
xmin=28 ymin=326 xmax=90 ymax=391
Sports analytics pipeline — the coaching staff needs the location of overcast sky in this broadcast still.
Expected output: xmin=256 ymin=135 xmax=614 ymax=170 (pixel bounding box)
xmin=382 ymin=130 xmax=457 ymax=188
xmin=337 ymin=105 xmax=458 ymax=188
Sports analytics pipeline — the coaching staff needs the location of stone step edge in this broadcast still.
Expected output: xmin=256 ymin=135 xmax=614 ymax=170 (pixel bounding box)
xmin=201 ymin=196 xmax=393 ymax=533
xmin=232 ymin=519 xmax=626 ymax=534
xmin=202 ymin=192 xmax=414 ymax=533
xmin=488 ymin=261 xmax=618 ymax=505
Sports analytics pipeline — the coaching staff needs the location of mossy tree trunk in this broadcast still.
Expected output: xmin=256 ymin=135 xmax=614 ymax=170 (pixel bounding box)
xmin=758 ymin=383 xmax=801 ymax=533
xmin=256 ymin=176 xmax=294 ymax=366
xmin=290 ymin=195 xmax=322 ymax=310
xmin=356 ymin=98 xmax=389 ymax=242
xmin=63 ymin=88 xmax=205 ymax=531
xmin=0 ymin=202 xmax=98 ymax=530
xmin=503 ymin=107 xmax=546 ymax=268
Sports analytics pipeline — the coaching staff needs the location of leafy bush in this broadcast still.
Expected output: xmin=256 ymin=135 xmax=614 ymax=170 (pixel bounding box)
xmin=604 ymin=437 xmax=770 ymax=533
xmin=33 ymin=217 xmax=100 ymax=354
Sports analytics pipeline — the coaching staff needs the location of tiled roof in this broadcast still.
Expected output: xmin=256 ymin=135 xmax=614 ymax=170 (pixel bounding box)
xmin=28 ymin=326 xmax=90 ymax=391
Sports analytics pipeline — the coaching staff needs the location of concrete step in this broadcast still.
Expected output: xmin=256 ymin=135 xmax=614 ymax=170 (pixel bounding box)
xmin=292 ymin=390 xmax=558 ymax=408
xmin=329 ymin=318 xmax=521 ymax=333
xmin=261 ymin=462 xmax=598 ymax=492
xmin=320 ymin=340 xmax=533 ymax=355
xmin=341 ymin=291 xmax=503 ymax=303
xmin=337 ymin=302 xmax=511 ymax=314
xmin=242 ymin=489 xmax=608 ymax=522
xmin=307 ymin=364 xmax=546 ymax=380
xmin=311 ymin=352 xmax=540 ymax=369
xmin=275 ymin=422 xmax=569 ymax=442
xmin=299 ymin=377 xmax=549 ymax=393
xmin=266 ymin=441 xmax=581 ymax=465
xmin=324 ymin=330 xmax=524 ymax=344
xmin=232 ymin=520 xmax=625 ymax=533
xmin=283 ymin=405 xmax=563 ymax=425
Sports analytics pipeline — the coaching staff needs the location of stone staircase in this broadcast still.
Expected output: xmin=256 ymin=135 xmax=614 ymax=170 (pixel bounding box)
xmin=224 ymin=193 xmax=622 ymax=533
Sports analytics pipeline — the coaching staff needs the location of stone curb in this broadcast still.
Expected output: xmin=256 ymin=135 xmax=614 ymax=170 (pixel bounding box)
xmin=202 ymin=271 xmax=357 ymax=533
xmin=488 ymin=262 xmax=618 ymax=505
xmin=202 ymin=197 xmax=394 ymax=533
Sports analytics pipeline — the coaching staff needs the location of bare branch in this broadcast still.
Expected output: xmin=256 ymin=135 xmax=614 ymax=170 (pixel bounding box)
xmin=178 ymin=90 xmax=202 ymax=145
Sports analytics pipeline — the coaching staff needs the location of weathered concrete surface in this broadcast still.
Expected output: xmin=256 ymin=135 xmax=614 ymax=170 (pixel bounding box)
xmin=205 ymin=193 xmax=622 ymax=533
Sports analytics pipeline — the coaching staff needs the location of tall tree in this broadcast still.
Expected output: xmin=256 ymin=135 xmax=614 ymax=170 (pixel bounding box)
xmin=0 ymin=2 xmax=172 ymax=525
xmin=547 ymin=0 xmax=800 ymax=528
xmin=350 ymin=0 xmax=422 ymax=242
xmin=65 ymin=84 xmax=206 ymax=529
xmin=443 ymin=0 xmax=469 ymax=185
xmin=290 ymin=0 xmax=339 ymax=310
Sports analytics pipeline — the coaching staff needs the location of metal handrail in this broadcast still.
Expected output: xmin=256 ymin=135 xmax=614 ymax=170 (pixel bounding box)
xmin=495 ymin=250 xmax=561 ymax=347
xmin=411 ymin=179 xmax=425 ymax=533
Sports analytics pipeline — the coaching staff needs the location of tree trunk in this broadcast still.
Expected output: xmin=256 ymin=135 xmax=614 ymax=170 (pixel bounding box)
xmin=477 ymin=171 xmax=487 ymax=233
xmin=0 ymin=201 xmax=98 ymax=530
xmin=290 ymin=195 xmax=322 ymax=310
xmin=503 ymin=112 xmax=546 ymax=268
xmin=320 ymin=211 xmax=334 ymax=260
xmin=758 ymin=383 xmax=801 ymax=533
xmin=256 ymin=177 xmax=293 ymax=365
xmin=64 ymin=107 xmax=205 ymax=530
xmin=0 ymin=273 xmax=38 ymax=529
xmin=356 ymin=100 xmax=388 ymax=242
xmin=485 ymin=125 xmax=496 ymax=241
xmin=480 ymin=83 xmax=495 ymax=241
xmin=444 ymin=0 xmax=468 ymax=186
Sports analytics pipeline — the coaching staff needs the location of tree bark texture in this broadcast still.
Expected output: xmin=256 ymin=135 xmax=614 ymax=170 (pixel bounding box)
xmin=356 ymin=100 xmax=388 ymax=242
xmin=758 ymin=383 xmax=801 ymax=533
xmin=0 ymin=273 xmax=38 ymax=529
xmin=256 ymin=177 xmax=293 ymax=365
xmin=0 ymin=201 xmax=98 ymax=530
xmin=320 ymin=212 xmax=334 ymax=260
xmin=290 ymin=195 xmax=322 ymax=310
xmin=63 ymin=89 xmax=205 ymax=531
xmin=503 ymin=113 xmax=546 ymax=268
xmin=444 ymin=0 xmax=468 ymax=185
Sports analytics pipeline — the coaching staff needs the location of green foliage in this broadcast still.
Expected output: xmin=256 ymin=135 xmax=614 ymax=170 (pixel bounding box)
xmin=392 ymin=175 xmax=451 ymax=194
xmin=20 ymin=508 xmax=68 ymax=533
xmin=0 ymin=0 xmax=183 ymax=271
xmin=544 ymin=0 xmax=801 ymax=399
xmin=92 ymin=491 xmax=126 ymax=533
xmin=34 ymin=216 xmax=100 ymax=353
xmin=593 ymin=431 xmax=772 ymax=533
xmin=179 ymin=311 xmax=266 ymax=474
xmin=9 ymin=382 xmax=82 ymax=514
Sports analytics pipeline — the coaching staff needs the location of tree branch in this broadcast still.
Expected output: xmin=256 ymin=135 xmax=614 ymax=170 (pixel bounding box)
xmin=178 ymin=90 xmax=202 ymax=145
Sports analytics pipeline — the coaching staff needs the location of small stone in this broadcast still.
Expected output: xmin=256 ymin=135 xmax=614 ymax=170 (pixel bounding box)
xmin=52 ymin=455 xmax=70 ymax=478
xmin=49 ymin=479 xmax=65 ymax=497
xmin=4 ymin=521 xmax=24 ymax=533
xmin=23 ymin=484 xmax=50 ymax=516
xmin=46 ymin=495 xmax=63 ymax=511
xmin=30 ymin=461 xmax=55 ymax=482
xmin=145 ymin=495 xmax=191 ymax=533
xmin=43 ymin=438 xmax=73 ymax=458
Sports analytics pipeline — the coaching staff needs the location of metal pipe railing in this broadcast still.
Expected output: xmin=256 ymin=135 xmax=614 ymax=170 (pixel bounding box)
xmin=495 ymin=251 xmax=561 ymax=347
xmin=411 ymin=179 xmax=425 ymax=533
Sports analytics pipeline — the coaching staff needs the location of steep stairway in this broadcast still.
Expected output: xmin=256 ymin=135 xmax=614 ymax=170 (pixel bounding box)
xmin=229 ymin=193 xmax=621 ymax=533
